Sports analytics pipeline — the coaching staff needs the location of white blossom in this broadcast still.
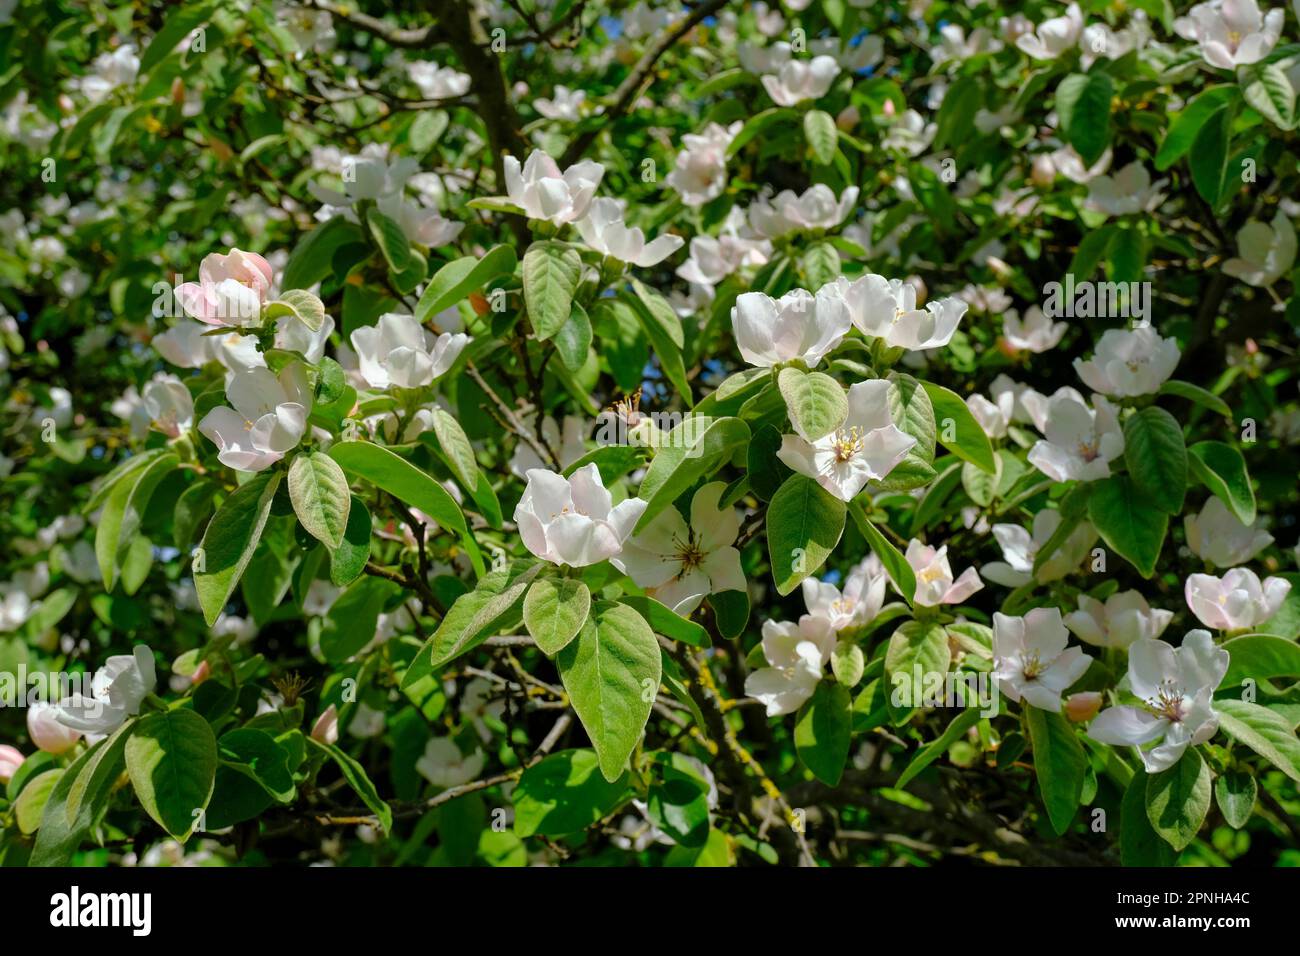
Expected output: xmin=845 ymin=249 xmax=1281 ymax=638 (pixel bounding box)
xmin=514 ymin=465 xmax=646 ymax=567
xmin=1073 ymin=326 xmax=1180 ymax=397
xmin=1089 ymin=630 xmax=1229 ymax=772
xmin=993 ymin=608 xmax=1092 ymax=711
xmin=776 ymin=380 xmax=916 ymax=501
xmin=611 ymin=482 xmax=745 ymax=614
xmin=1185 ymin=568 xmax=1290 ymax=630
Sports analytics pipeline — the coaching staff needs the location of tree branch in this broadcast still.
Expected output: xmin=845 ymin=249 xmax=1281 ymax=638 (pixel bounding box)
xmin=559 ymin=0 xmax=731 ymax=166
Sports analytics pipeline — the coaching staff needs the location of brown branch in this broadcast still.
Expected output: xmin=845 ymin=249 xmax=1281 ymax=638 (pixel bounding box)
xmin=302 ymin=0 xmax=442 ymax=48
xmin=559 ymin=0 xmax=731 ymax=166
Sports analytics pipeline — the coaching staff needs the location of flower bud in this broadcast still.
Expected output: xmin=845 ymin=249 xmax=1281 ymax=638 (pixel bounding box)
xmin=27 ymin=701 xmax=82 ymax=755
xmin=1030 ymin=154 xmax=1056 ymax=188
xmin=311 ymin=704 xmax=339 ymax=745
xmin=0 ymin=744 xmax=24 ymax=783
xmin=1065 ymin=691 xmax=1102 ymax=723
xmin=836 ymin=105 xmax=860 ymax=131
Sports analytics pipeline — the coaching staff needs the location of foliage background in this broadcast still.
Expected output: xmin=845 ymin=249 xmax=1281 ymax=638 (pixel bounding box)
xmin=1 ymin=0 xmax=1299 ymax=867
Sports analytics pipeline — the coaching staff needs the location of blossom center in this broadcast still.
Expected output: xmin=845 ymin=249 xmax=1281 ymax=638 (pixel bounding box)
xmin=1021 ymin=651 xmax=1046 ymax=680
xmin=830 ymin=426 xmax=864 ymax=462
xmin=1146 ymin=680 xmax=1188 ymax=723
xmin=672 ymin=531 xmax=706 ymax=576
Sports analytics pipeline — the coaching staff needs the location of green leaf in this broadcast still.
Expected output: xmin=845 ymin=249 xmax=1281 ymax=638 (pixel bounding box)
xmin=329 ymin=441 xmax=483 ymax=576
xmin=1055 ymin=72 xmax=1113 ymax=166
xmin=1221 ymin=633 xmax=1300 ymax=686
xmin=139 ymin=1 xmax=216 ymax=73
xmin=86 ymin=447 xmax=169 ymax=514
xmin=119 ymin=534 xmax=154 ymax=597
xmin=624 ymin=285 xmax=692 ymax=404
xmin=1087 ymin=475 xmax=1166 ymax=577
xmin=747 ymin=422 xmax=790 ymax=501
xmin=1157 ymin=379 xmax=1232 ymax=417
xmin=1215 ymin=698 xmax=1300 ymax=783
xmin=1107 ymin=225 xmax=1146 ymax=283
xmin=32 ymin=727 xmax=130 ymax=866
xmin=403 ymin=562 xmax=541 ymax=684
xmin=848 ymin=501 xmax=917 ymax=605
xmin=366 ymin=206 xmax=413 ymax=274
xmin=415 ymin=245 xmax=517 ymax=322
xmin=95 ymin=451 xmax=177 ymax=591
xmin=1155 ymin=86 xmax=1236 ymax=170
xmin=1241 ymin=62 xmax=1296 ymax=130
xmin=282 ymin=216 xmax=364 ymax=291
xmin=803 ymin=109 xmax=838 ymax=165
xmin=218 ymin=728 xmax=295 ymax=803
xmin=523 ymin=577 xmax=591 ymax=656
xmin=1189 ymin=105 xmax=1232 ymax=207
xmin=922 ymin=381 xmax=996 ymax=473
xmin=522 ymin=240 xmax=582 ymax=340
xmin=646 ymin=752 xmax=713 ymax=847
xmin=623 ymin=595 xmax=711 ymax=647
xmin=320 ymin=575 xmax=400 ymax=662
xmin=556 ymin=602 xmax=661 ymax=782
xmin=307 ymin=737 xmax=392 ymax=833
xmin=289 ymin=451 xmax=351 ymax=549
xmin=15 ymin=769 xmax=62 ymax=834
xmin=1026 ymin=708 xmax=1088 ymax=835
xmin=1069 ymin=224 xmax=1115 ymax=281
xmin=1145 ymin=748 xmax=1211 ymax=851
xmin=1122 ymin=406 xmax=1187 ymax=514
xmin=727 ymin=106 xmax=799 ymax=157
xmin=795 ymin=681 xmax=852 ymax=786
xmin=554 ymin=301 xmax=593 ymax=371
xmin=885 ymin=620 xmax=950 ymax=713
xmin=777 ymin=367 xmax=848 ymax=441
xmin=896 ymin=708 xmax=981 ymax=789
xmin=429 ymin=407 xmax=480 ymax=491
xmin=172 ymin=478 xmax=218 ymax=550
xmin=513 ymin=749 xmax=630 ymax=837
xmin=408 ymin=109 xmax=449 ymax=151
xmin=634 ymin=416 xmax=749 ymax=532
xmin=126 ymin=709 xmax=218 ymax=840
xmin=962 ymin=458 xmax=1000 ymax=507
xmin=330 ymin=495 xmax=372 ymax=587
xmin=799 ymin=242 xmax=840 ymax=289
xmin=264 ymin=288 xmax=326 ymax=332
xmin=831 ymin=641 xmax=865 ymax=687
xmin=1215 ymin=770 xmax=1256 ymax=829
xmin=195 ymin=471 xmax=282 ymax=627
xmin=766 ymin=474 xmax=847 ymax=596
xmin=1121 ymin=770 xmax=1177 ymax=866
xmin=629 ymin=278 xmax=684 ymax=350
xmin=1188 ymin=440 xmax=1255 ymax=524
xmin=886 ymin=372 xmax=937 ymax=461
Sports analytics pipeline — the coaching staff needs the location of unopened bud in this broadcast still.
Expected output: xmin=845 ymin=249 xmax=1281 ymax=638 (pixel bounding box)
xmin=27 ymin=702 xmax=82 ymax=755
xmin=0 ymin=745 xmax=24 ymax=783
xmin=1030 ymin=154 xmax=1056 ymax=188
xmin=1065 ymin=691 xmax=1102 ymax=723
xmin=311 ymin=704 xmax=339 ymax=745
